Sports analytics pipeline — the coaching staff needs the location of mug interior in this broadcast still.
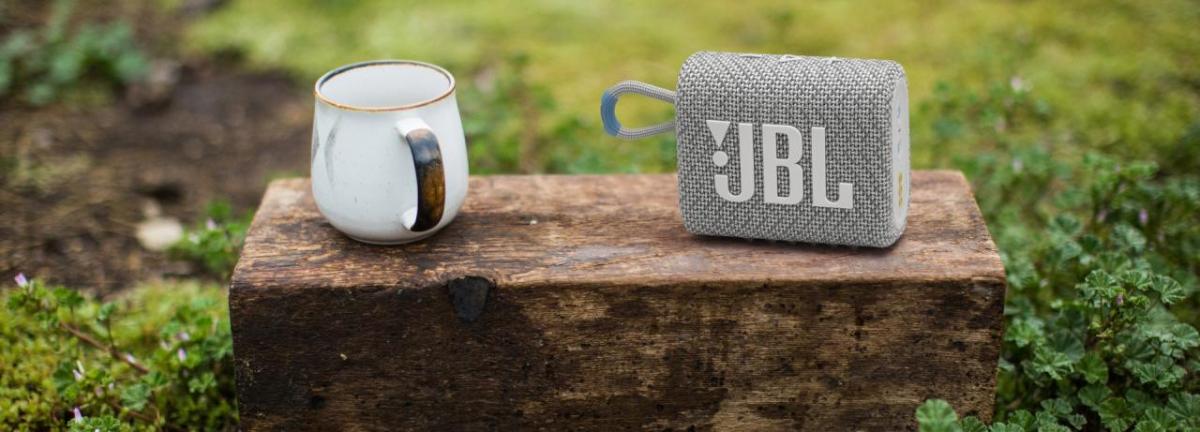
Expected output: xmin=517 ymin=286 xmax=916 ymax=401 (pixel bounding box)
xmin=317 ymin=61 xmax=454 ymax=110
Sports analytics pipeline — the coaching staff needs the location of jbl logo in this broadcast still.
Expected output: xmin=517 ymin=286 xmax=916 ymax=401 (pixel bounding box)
xmin=707 ymin=120 xmax=854 ymax=209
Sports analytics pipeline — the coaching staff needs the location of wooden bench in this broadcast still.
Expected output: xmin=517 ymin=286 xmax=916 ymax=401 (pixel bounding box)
xmin=230 ymin=171 xmax=1005 ymax=431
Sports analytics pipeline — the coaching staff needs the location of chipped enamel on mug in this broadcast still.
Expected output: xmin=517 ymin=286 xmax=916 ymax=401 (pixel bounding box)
xmin=311 ymin=60 xmax=468 ymax=244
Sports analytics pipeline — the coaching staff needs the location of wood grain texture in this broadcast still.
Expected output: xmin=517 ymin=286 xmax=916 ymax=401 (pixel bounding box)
xmin=230 ymin=171 xmax=1005 ymax=431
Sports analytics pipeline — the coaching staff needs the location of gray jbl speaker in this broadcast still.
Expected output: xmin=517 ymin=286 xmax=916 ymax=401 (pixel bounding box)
xmin=601 ymin=51 xmax=910 ymax=247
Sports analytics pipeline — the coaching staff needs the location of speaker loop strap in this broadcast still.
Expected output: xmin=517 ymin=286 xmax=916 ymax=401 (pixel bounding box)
xmin=600 ymin=80 xmax=676 ymax=140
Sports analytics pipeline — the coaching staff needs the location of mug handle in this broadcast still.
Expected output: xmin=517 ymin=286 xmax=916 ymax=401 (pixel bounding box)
xmin=395 ymin=118 xmax=446 ymax=232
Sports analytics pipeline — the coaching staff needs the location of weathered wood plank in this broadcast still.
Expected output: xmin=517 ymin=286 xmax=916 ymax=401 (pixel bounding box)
xmin=231 ymin=171 xmax=1005 ymax=431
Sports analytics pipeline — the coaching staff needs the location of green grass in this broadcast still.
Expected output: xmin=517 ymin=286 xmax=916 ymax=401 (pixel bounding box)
xmin=185 ymin=0 xmax=1200 ymax=173
xmin=2 ymin=279 xmax=236 ymax=431
xmin=5 ymin=1 xmax=1198 ymax=430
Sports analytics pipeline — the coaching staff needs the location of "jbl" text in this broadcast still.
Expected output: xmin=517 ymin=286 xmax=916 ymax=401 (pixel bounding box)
xmin=707 ymin=120 xmax=853 ymax=209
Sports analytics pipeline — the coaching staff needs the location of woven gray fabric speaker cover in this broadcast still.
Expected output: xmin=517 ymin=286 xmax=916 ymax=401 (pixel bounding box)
xmin=675 ymin=51 xmax=910 ymax=247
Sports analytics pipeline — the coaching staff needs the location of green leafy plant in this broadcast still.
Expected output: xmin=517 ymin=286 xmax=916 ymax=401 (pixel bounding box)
xmin=169 ymin=201 xmax=252 ymax=279
xmin=0 ymin=0 xmax=147 ymax=106
xmin=2 ymin=276 xmax=237 ymax=431
xmin=915 ymin=80 xmax=1199 ymax=431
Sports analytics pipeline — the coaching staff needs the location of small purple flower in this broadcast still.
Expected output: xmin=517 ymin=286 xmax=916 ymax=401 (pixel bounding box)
xmin=14 ymin=273 xmax=28 ymax=287
xmin=124 ymin=353 xmax=137 ymax=365
xmin=178 ymin=348 xmax=187 ymax=362
xmin=1138 ymin=209 xmax=1148 ymax=226
xmin=73 ymin=407 xmax=82 ymax=422
xmin=206 ymin=219 xmax=218 ymax=230
xmin=178 ymin=331 xmax=190 ymax=341
xmin=1116 ymin=294 xmax=1125 ymax=306
xmin=1010 ymin=76 xmax=1027 ymax=92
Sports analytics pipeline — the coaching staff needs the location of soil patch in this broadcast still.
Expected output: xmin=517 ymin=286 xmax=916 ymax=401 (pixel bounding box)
xmin=1 ymin=62 xmax=311 ymax=293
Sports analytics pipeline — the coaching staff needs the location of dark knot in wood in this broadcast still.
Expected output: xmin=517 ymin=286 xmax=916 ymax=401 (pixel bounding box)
xmin=447 ymin=276 xmax=494 ymax=323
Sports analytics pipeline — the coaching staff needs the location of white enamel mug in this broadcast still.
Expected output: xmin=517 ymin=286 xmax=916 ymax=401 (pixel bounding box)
xmin=311 ymin=60 xmax=468 ymax=244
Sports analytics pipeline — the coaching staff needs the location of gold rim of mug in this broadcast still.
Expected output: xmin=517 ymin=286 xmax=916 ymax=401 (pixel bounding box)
xmin=314 ymin=60 xmax=456 ymax=112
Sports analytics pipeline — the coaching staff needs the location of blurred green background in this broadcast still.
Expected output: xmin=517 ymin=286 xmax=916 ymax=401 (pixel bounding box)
xmin=186 ymin=0 xmax=1200 ymax=174
xmin=3 ymin=0 xmax=1200 ymax=429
